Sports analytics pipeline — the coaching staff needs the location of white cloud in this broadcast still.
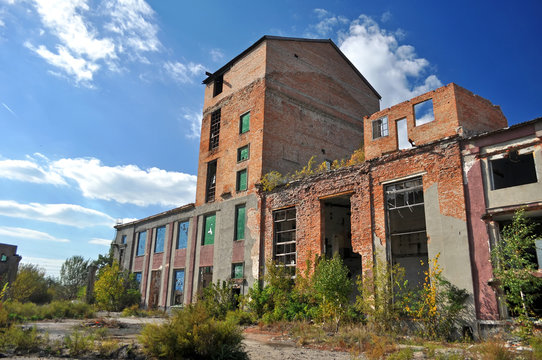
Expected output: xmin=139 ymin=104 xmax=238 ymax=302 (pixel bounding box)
xmin=182 ymin=110 xmax=202 ymax=139
xmin=21 ymin=257 xmax=64 ymax=278
xmin=309 ymin=8 xmax=348 ymax=37
xmin=381 ymin=11 xmax=392 ymax=23
xmin=51 ymin=157 xmax=197 ymax=207
xmin=164 ymin=61 xmax=205 ymax=84
xmin=89 ymin=237 xmax=111 ymax=246
xmin=0 ymin=157 xmax=66 ymax=185
xmin=210 ymin=48 xmax=224 ymax=62
xmin=0 ymin=226 xmax=70 ymax=242
xmin=103 ymin=0 xmax=160 ymax=53
xmin=0 ymin=200 xmax=115 ymax=227
xmin=338 ymin=15 xmax=442 ymax=107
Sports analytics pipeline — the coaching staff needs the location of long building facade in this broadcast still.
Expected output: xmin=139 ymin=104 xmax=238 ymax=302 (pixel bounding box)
xmin=112 ymin=35 xmax=541 ymax=334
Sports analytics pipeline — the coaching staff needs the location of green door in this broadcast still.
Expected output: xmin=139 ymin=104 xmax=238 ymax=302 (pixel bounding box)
xmin=203 ymin=214 xmax=216 ymax=245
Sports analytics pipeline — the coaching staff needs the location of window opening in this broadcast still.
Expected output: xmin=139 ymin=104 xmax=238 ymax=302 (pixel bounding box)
xmin=372 ymin=116 xmax=389 ymax=139
xmin=177 ymin=221 xmax=189 ymax=249
xmin=385 ymin=177 xmax=428 ymax=290
xmin=237 ymin=145 xmax=249 ymax=162
xmin=203 ymin=214 xmax=216 ymax=245
xmin=206 ymin=160 xmax=217 ymax=202
xmin=149 ymin=270 xmax=161 ymax=308
xmin=198 ymin=266 xmax=213 ymax=291
xmin=121 ymin=235 xmax=126 ymax=244
xmin=136 ymin=231 xmax=146 ymax=256
xmin=239 ymin=112 xmax=250 ymax=134
xmin=490 ymin=152 xmax=537 ymax=190
xmin=322 ymin=195 xmax=361 ymax=283
xmin=236 ymin=169 xmax=248 ymax=192
xmin=414 ymin=99 xmax=434 ymax=126
xmin=213 ymin=74 xmax=223 ymax=97
xmin=209 ymin=109 xmax=221 ymax=150
xmin=154 ymin=226 xmax=166 ymax=253
xmin=396 ymin=118 xmax=412 ymax=150
xmin=232 ymin=263 xmax=244 ymax=279
xmin=235 ymin=204 xmax=246 ymax=241
xmin=273 ymin=207 xmax=296 ymax=276
xmin=134 ymin=272 xmax=142 ymax=288
xmin=0 ymin=253 xmax=6 ymax=262
xmin=172 ymin=269 xmax=185 ymax=305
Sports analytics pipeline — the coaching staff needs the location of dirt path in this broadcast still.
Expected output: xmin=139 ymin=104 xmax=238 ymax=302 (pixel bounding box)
xmin=12 ymin=317 xmax=354 ymax=359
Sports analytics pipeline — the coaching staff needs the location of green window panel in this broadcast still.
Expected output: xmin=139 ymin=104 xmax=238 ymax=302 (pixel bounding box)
xmin=235 ymin=205 xmax=246 ymax=240
xmin=237 ymin=169 xmax=247 ymax=192
xmin=240 ymin=112 xmax=250 ymax=133
xmin=237 ymin=145 xmax=249 ymax=162
xmin=203 ymin=214 xmax=216 ymax=245
xmin=232 ymin=263 xmax=244 ymax=279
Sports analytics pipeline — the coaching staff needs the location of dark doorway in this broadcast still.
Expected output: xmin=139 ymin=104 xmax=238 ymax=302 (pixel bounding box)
xmin=322 ymin=195 xmax=362 ymax=280
xmin=148 ymin=270 xmax=161 ymax=308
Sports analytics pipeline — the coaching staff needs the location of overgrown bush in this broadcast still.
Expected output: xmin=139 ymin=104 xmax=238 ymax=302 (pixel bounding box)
xmin=0 ymin=325 xmax=46 ymax=353
xmin=94 ymin=261 xmax=140 ymax=311
xmin=4 ymin=300 xmax=94 ymax=321
xmin=200 ymin=280 xmax=238 ymax=320
xmin=139 ymin=303 xmax=247 ymax=359
xmin=9 ymin=264 xmax=51 ymax=304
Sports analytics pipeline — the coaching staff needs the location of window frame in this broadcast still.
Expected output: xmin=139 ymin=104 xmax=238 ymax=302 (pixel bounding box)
xmin=234 ymin=204 xmax=246 ymax=241
xmin=209 ymin=109 xmax=221 ymax=150
xmin=237 ymin=144 xmax=250 ymax=163
xmin=177 ymin=220 xmax=189 ymax=249
xmin=236 ymin=168 xmax=248 ymax=192
xmin=154 ymin=226 xmax=166 ymax=253
xmin=232 ymin=263 xmax=244 ymax=279
xmin=239 ymin=111 xmax=250 ymax=134
xmin=134 ymin=272 xmax=142 ymax=288
xmin=206 ymin=160 xmax=217 ymax=203
xmin=372 ymin=116 xmax=389 ymax=139
xmin=489 ymin=151 xmax=538 ymax=190
xmin=202 ymin=213 xmax=216 ymax=246
xmin=172 ymin=269 xmax=185 ymax=305
xmin=136 ymin=231 xmax=147 ymax=257
xmin=273 ymin=207 xmax=297 ymax=275
xmin=213 ymin=74 xmax=223 ymax=97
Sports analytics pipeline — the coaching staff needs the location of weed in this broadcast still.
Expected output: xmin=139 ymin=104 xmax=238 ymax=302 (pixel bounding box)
xmin=475 ymin=338 xmax=515 ymax=360
xmin=63 ymin=330 xmax=95 ymax=356
xmin=0 ymin=325 xmax=46 ymax=353
xmin=387 ymin=347 xmax=414 ymax=360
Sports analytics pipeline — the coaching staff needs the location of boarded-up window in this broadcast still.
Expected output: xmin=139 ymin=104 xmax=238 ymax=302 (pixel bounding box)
xmin=240 ymin=112 xmax=250 ymax=133
xmin=136 ymin=231 xmax=146 ymax=256
xmin=177 ymin=221 xmax=189 ymax=249
xmin=232 ymin=263 xmax=244 ymax=279
xmin=203 ymin=214 xmax=216 ymax=245
xmin=173 ymin=269 xmax=185 ymax=305
xmin=209 ymin=109 xmax=221 ymax=150
xmin=237 ymin=145 xmax=249 ymax=162
xmin=414 ymin=99 xmax=434 ymax=126
xmin=236 ymin=169 xmax=247 ymax=192
xmin=155 ymin=226 xmax=165 ymax=253
xmin=273 ymin=207 xmax=296 ymax=276
xmin=235 ymin=204 xmax=245 ymax=241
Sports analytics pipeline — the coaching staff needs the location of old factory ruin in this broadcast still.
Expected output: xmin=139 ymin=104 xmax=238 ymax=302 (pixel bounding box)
xmin=112 ymin=36 xmax=542 ymax=335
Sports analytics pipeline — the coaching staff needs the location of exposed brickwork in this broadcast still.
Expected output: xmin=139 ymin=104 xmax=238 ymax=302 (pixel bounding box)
xmin=364 ymin=83 xmax=507 ymax=160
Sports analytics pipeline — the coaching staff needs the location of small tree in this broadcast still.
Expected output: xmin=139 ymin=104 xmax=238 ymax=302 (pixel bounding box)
xmin=10 ymin=264 xmax=51 ymax=304
xmin=94 ymin=262 xmax=140 ymax=311
xmin=60 ymin=255 xmax=90 ymax=300
xmin=492 ymin=210 xmax=542 ymax=333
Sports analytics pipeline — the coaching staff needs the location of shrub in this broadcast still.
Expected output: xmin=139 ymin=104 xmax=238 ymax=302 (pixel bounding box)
xmin=9 ymin=264 xmax=51 ymax=304
xmin=200 ymin=280 xmax=238 ymax=320
xmin=4 ymin=300 xmax=94 ymax=321
xmin=0 ymin=325 xmax=46 ymax=353
xmin=139 ymin=303 xmax=247 ymax=359
xmin=94 ymin=261 xmax=140 ymax=311
xmin=63 ymin=330 xmax=95 ymax=357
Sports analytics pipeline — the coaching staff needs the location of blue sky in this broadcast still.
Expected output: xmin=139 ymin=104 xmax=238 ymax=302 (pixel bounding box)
xmin=0 ymin=0 xmax=540 ymax=277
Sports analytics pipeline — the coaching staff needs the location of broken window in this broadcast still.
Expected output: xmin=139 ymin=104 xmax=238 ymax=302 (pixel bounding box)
xmin=209 ymin=109 xmax=221 ymax=150
xmin=154 ymin=226 xmax=165 ymax=253
xmin=206 ymin=160 xmax=217 ymax=202
xmin=172 ymin=269 xmax=185 ymax=305
xmin=198 ymin=266 xmax=213 ymax=291
xmin=490 ymin=151 xmax=537 ymax=190
xmin=236 ymin=169 xmax=248 ymax=192
xmin=273 ymin=207 xmax=296 ymax=276
xmin=136 ymin=231 xmax=146 ymax=256
xmin=385 ymin=177 xmax=428 ymax=290
xmin=213 ymin=74 xmax=223 ymax=97
xmin=232 ymin=263 xmax=244 ymax=279
xmin=237 ymin=145 xmax=249 ymax=162
xmin=414 ymin=99 xmax=434 ymax=126
xmin=235 ymin=204 xmax=245 ymax=241
xmin=396 ymin=118 xmax=413 ymax=150
xmin=177 ymin=221 xmax=189 ymax=249
xmin=202 ymin=214 xmax=216 ymax=245
xmin=240 ymin=112 xmax=250 ymax=134
xmin=372 ymin=116 xmax=389 ymax=139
